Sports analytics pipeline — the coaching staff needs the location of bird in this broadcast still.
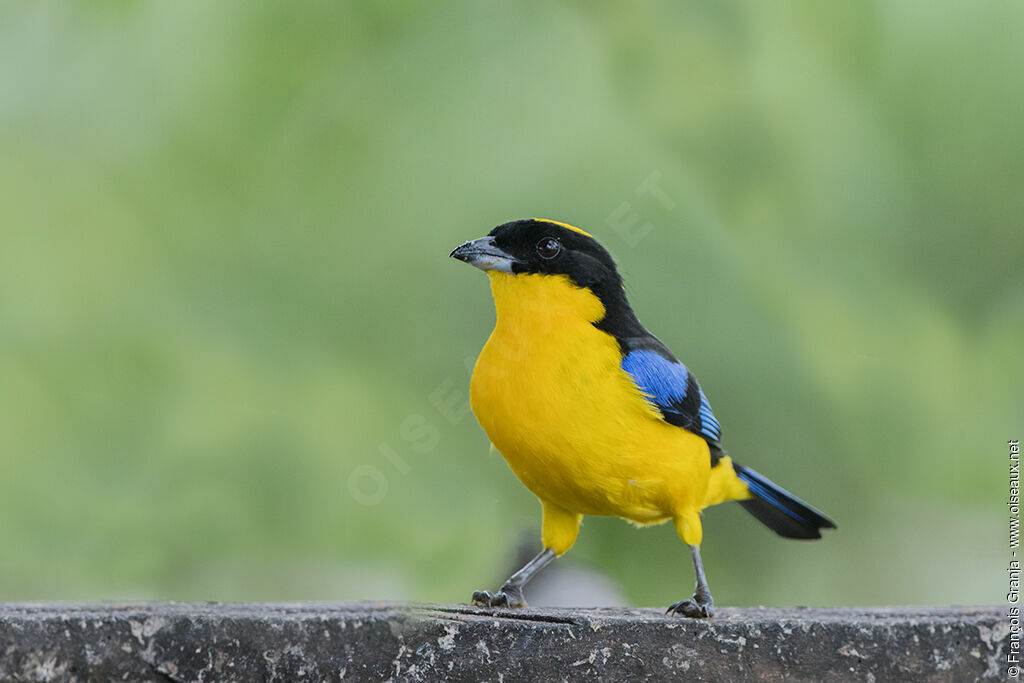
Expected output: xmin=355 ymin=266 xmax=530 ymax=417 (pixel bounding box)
xmin=450 ymin=218 xmax=836 ymax=617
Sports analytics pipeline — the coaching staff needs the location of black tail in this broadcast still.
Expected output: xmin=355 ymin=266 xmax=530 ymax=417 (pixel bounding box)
xmin=733 ymin=463 xmax=837 ymax=539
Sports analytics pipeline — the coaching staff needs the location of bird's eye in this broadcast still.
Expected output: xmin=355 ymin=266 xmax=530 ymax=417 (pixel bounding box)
xmin=536 ymin=237 xmax=561 ymax=260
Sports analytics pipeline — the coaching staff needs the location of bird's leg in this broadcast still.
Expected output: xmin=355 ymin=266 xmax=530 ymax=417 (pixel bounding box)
xmin=472 ymin=548 xmax=555 ymax=608
xmin=666 ymin=544 xmax=715 ymax=618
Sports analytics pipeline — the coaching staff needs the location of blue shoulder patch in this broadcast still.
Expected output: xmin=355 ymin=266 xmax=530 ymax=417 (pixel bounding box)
xmin=621 ymin=349 xmax=722 ymax=443
xmin=621 ymin=349 xmax=690 ymax=406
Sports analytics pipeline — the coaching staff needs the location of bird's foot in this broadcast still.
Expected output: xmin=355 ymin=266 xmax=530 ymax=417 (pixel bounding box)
xmin=471 ymin=583 xmax=527 ymax=608
xmin=666 ymin=592 xmax=714 ymax=618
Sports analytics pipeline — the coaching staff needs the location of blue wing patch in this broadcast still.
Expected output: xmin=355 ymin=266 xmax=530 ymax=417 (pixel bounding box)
xmin=621 ymin=349 xmax=722 ymax=444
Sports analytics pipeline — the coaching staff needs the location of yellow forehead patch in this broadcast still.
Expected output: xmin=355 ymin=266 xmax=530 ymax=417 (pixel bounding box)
xmin=533 ymin=218 xmax=592 ymax=238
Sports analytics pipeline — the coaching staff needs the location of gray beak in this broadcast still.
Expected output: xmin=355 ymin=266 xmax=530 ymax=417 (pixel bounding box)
xmin=449 ymin=236 xmax=518 ymax=273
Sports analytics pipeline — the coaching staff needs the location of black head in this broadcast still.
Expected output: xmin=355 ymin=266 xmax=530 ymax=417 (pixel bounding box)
xmin=450 ymin=219 xmax=623 ymax=292
xmin=451 ymin=218 xmax=652 ymax=345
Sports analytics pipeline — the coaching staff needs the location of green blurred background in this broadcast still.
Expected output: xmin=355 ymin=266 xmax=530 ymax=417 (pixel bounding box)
xmin=1 ymin=1 xmax=1020 ymax=607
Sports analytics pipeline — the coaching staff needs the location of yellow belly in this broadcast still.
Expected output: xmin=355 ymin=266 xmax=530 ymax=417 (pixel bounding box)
xmin=469 ymin=272 xmax=714 ymax=524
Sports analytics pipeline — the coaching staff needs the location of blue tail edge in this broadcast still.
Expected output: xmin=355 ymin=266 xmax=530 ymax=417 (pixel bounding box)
xmin=732 ymin=463 xmax=837 ymax=540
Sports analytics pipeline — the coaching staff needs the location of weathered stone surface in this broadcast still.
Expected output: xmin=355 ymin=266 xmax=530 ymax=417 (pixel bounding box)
xmin=0 ymin=602 xmax=1010 ymax=682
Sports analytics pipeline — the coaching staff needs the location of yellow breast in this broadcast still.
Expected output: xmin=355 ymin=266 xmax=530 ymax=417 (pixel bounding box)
xmin=469 ymin=272 xmax=712 ymax=522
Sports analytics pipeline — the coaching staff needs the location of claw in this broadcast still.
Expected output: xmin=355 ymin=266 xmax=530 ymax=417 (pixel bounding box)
xmin=666 ymin=595 xmax=715 ymax=619
xmin=468 ymin=548 xmax=552 ymax=609
xmin=470 ymin=587 xmax=526 ymax=608
xmin=470 ymin=590 xmax=510 ymax=608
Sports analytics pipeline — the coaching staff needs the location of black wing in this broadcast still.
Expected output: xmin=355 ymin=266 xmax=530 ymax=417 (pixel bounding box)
xmin=620 ymin=346 xmax=722 ymax=445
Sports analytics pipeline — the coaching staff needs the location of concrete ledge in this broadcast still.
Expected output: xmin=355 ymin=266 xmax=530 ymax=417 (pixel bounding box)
xmin=0 ymin=602 xmax=1009 ymax=682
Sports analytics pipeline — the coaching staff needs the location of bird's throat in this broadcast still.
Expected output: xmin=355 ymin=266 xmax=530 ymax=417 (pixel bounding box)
xmin=486 ymin=272 xmax=607 ymax=333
